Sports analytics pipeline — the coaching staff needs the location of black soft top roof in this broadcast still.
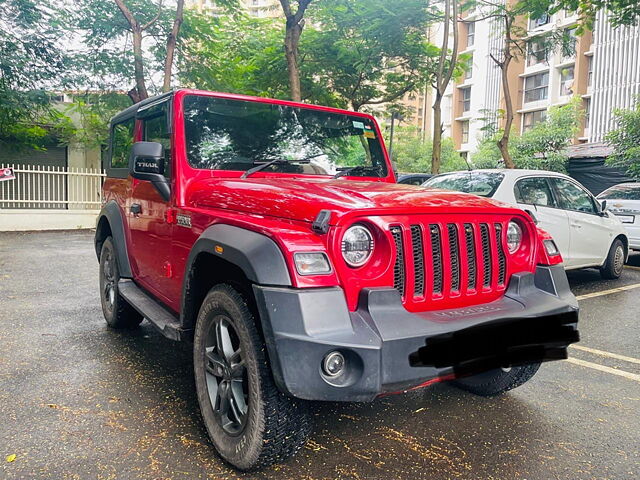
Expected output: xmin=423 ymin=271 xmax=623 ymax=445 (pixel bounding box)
xmin=110 ymin=91 xmax=174 ymax=125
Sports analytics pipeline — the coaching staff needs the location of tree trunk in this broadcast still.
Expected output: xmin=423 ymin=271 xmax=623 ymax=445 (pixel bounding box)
xmin=131 ymin=28 xmax=149 ymax=102
xmin=496 ymin=16 xmax=516 ymax=169
xmin=163 ymin=0 xmax=185 ymax=93
xmin=284 ymin=19 xmax=303 ymax=102
xmin=431 ymin=92 xmax=443 ymax=174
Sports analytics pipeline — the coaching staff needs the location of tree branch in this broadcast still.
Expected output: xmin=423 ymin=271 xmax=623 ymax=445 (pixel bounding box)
xmin=142 ymin=0 xmax=164 ymax=31
xmin=114 ymin=0 xmax=138 ymax=30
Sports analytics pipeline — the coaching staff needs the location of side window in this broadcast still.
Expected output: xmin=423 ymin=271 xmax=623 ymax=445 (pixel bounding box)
xmin=551 ymin=178 xmax=597 ymax=214
xmin=142 ymin=104 xmax=172 ymax=179
xmin=514 ymin=177 xmax=556 ymax=207
xmin=110 ymin=118 xmax=135 ymax=169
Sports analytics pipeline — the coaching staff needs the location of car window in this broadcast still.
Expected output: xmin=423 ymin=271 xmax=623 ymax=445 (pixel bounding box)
xmin=551 ymin=178 xmax=597 ymax=214
xmin=598 ymin=184 xmax=640 ymax=200
xmin=514 ymin=177 xmax=556 ymax=207
xmin=423 ymin=172 xmax=504 ymax=197
xmin=111 ymin=118 xmax=135 ymax=169
xmin=400 ymin=177 xmax=425 ymax=186
xmin=143 ymin=104 xmax=172 ymax=179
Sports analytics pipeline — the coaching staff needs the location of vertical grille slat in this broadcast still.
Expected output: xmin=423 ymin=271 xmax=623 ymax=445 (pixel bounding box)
xmin=390 ymin=226 xmax=405 ymax=296
xmin=447 ymin=224 xmax=460 ymax=292
xmin=495 ymin=223 xmax=507 ymax=285
xmin=430 ymin=224 xmax=443 ymax=294
xmin=480 ymin=223 xmax=492 ymax=287
xmin=410 ymin=225 xmax=425 ymax=297
xmin=464 ymin=223 xmax=477 ymax=290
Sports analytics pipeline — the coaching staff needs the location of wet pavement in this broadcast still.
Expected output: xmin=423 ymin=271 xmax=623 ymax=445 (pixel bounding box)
xmin=0 ymin=230 xmax=638 ymax=480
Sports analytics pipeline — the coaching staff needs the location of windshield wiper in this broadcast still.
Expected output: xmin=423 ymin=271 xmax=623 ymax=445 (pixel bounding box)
xmin=332 ymin=165 xmax=378 ymax=179
xmin=241 ymin=158 xmax=310 ymax=179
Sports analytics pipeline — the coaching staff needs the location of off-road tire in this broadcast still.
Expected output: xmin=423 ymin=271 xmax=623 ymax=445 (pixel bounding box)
xmin=600 ymin=238 xmax=625 ymax=280
xmin=193 ymin=284 xmax=312 ymax=471
xmin=452 ymin=363 xmax=541 ymax=397
xmin=99 ymin=237 xmax=143 ymax=329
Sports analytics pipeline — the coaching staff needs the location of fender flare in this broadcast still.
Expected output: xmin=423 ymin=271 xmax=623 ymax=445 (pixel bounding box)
xmin=95 ymin=201 xmax=133 ymax=278
xmin=180 ymin=224 xmax=292 ymax=327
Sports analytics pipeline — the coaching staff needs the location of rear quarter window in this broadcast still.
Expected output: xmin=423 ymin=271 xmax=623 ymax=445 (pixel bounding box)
xmin=110 ymin=118 xmax=135 ymax=169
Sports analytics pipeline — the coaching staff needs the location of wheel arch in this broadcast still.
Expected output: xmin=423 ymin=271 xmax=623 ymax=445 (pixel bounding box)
xmin=180 ymin=224 xmax=292 ymax=331
xmin=94 ymin=201 xmax=133 ymax=278
xmin=614 ymin=234 xmax=629 ymax=261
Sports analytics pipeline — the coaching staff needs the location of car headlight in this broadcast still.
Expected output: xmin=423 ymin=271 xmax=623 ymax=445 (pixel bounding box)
xmin=294 ymin=252 xmax=332 ymax=275
xmin=341 ymin=224 xmax=374 ymax=267
xmin=506 ymin=221 xmax=523 ymax=254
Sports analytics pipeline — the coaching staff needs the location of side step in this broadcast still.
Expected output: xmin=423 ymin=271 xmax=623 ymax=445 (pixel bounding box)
xmin=118 ymin=279 xmax=186 ymax=341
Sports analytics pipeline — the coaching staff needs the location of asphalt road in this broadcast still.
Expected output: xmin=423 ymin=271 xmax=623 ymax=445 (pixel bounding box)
xmin=1 ymin=230 xmax=638 ymax=480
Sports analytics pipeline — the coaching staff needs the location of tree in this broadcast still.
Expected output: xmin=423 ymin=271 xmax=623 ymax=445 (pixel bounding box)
xmin=306 ymin=0 xmax=441 ymax=111
xmin=606 ymin=98 xmax=640 ymax=178
xmin=0 ymin=0 xmax=68 ymax=150
xmin=431 ymin=0 xmax=460 ymax=175
xmin=526 ymin=0 xmax=640 ymax=30
xmin=389 ymin=126 xmax=467 ymax=173
xmin=278 ymin=0 xmax=313 ymax=102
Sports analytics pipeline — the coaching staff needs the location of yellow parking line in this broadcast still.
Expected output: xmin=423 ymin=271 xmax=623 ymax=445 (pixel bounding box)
xmin=625 ymin=265 xmax=640 ymax=271
xmin=569 ymin=344 xmax=640 ymax=365
xmin=566 ymin=357 xmax=640 ymax=382
xmin=575 ymin=282 xmax=640 ymax=300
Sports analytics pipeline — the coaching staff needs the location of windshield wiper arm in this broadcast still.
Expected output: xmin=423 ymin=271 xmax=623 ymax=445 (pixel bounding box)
xmin=332 ymin=165 xmax=377 ymax=179
xmin=241 ymin=158 xmax=311 ymax=179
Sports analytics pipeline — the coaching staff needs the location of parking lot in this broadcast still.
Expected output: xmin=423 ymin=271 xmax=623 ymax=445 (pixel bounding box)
xmin=0 ymin=230 xmax=638 ymax=480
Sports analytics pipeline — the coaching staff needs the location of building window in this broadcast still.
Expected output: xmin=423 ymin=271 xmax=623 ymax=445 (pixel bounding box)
xmin=522 ymin=110 xmax=547 ymax=132
xmin=461 ymin=87 xmax=471 ymax=112
xmin=584 ymin=98 xmax=591 ymax=130
xmin=559 ymin=66 xmax=575 ymax=96
xmin=524 ymin=72 xmax=549 ymax=103
xmin=461 ymin=120 xmax=470 ymax=143
xmin=465 ymin=54 xmax=473 ymax=79
xmin=529 ymin=13 xmax=550 ymax=30
xmin=527 ymin=38 xmax=548 ymax=66
xmin=587 ymin=57 xmax=593 ymax=87
xmin=467 ymin=22 xmax=475 ymax=47
xmin=561 ymin=28 xmax=577 ymax=59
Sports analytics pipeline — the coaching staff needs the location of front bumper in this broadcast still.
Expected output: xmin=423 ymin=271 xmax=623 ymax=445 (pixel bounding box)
xmin=253 ymin=265 xmax=579 ymax=402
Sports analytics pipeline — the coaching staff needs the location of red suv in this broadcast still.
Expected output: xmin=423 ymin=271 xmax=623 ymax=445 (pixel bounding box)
xmin=95 ymin=89 xmax=579 ymax=470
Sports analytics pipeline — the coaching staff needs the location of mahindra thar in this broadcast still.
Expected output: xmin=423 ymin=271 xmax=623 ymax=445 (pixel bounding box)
xmin=95 ymin=89 xmax=579 ymax=470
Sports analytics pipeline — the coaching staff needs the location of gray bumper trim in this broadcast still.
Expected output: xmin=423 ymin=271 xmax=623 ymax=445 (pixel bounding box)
xmin=254 ymin=265 xmax=579 ymax=402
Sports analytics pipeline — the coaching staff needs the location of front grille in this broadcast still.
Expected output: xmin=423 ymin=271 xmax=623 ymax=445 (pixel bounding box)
xmin=391 ymin=220 xmax=509 ymax=304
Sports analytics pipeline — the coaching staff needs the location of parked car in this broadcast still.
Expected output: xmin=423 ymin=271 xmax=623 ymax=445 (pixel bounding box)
xmin=423 ymin=169 xmax=629 ymax=279
xmin=597 ymin=182 xmax=640 ymax=251
xmin=95 ymin=92 xmax=579 ymax=470
xmin=397 ymin=173 xmax=432 ymax=185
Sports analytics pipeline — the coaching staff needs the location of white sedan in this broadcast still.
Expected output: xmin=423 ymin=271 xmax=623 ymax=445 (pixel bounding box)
xmin=423 ymin=169 xmax=629 ymax=279
xmin=597 ymin=182 xmax=640 ymax=251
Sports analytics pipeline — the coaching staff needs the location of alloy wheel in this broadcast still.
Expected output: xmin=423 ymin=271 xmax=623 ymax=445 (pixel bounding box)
xmin=613 ymin=245 xmax=625 ymax=276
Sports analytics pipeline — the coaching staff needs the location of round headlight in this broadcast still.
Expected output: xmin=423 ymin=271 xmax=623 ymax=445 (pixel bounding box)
xmin=341 ymin=225 xmax=374 ymax=267
xmin=506 ymin=221 xmax=523 ymax=253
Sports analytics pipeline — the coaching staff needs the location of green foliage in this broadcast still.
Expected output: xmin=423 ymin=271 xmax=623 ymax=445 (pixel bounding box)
xmin=523 ymin=0 xmax=640 ymax=31
xmin=606 ymin=98 xmax=640 ymax=178
xmin=471 ymin=98 xmax=583 ymax=172
xmin=388 ymin=127 xmax=467 ymax=173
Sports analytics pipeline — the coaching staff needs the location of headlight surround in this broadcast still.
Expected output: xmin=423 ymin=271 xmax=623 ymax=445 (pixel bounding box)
xmin=506 ymin=221 xmax=523 ymax=254
xmin=341 ymin=224 xmax=374 ymax=267
xmin=294 ymin=252 xmax=332 ymax=275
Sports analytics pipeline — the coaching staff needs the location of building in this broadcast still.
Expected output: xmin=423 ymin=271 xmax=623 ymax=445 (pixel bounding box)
xmin=188 ymin=0 xmax=281 ymax=18
xmin=397 ymin=6 xmax=640 ymax=160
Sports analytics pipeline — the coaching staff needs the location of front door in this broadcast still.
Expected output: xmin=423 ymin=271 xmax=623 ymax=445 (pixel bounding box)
xmin=514 ymin=176 xmax=571 ymax=263
xmin=127 ymin=101 xmax=175 ymax=306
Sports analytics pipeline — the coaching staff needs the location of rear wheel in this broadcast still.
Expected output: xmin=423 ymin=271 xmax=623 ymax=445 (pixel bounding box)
xmin=193 ymin=284 xmax=311 ymax=471
xmin=600 ymin=238 xmax=625 ymax=279
xmin=452 ymin=363 xmax=541 ymax=397
xmin=99 ymin=237 xmax=143 ymax=329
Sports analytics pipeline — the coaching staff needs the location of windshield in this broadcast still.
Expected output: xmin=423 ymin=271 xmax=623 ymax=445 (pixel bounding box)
xmin=183 ymin=95 xmax=388 ymax=178
xmin=598 ymin=184 xmax=640 ymax=200
xmin=423 ymin=172 xmax=505 ymax=197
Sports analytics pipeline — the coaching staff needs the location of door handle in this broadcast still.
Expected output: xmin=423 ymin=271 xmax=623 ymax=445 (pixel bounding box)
xmin=130 ymin=203 xmax=142 ymax=215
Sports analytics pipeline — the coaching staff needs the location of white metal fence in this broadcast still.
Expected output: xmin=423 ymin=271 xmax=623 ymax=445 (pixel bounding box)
xmin=0 ymin=164 xmax=105 ymax=210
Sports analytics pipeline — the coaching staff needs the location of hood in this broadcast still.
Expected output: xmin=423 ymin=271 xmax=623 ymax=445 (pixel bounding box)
xmin=187 ymin=177 xmax=521 ymax=224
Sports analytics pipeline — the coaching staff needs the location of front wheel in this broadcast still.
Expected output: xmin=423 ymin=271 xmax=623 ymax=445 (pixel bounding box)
xmin=600 ymin=238 xmax=625 ymax=279
xmin=452 ymin=363 xmax=541 ymax=397
xmin=193 ymin=284 xmax=311 ymax=471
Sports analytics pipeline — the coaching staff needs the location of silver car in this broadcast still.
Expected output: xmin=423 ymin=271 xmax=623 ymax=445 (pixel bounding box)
xmin=597 ymin=183 xmax=640 ymax=251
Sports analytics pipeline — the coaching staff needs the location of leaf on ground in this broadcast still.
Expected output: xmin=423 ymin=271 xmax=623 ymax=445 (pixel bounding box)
xmin=6 ymin=454 xmax=16 ymax=462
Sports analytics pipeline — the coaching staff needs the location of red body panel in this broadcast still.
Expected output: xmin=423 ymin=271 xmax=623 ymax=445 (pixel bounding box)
xmin=103 ymin=89 xmax=542 ymax=315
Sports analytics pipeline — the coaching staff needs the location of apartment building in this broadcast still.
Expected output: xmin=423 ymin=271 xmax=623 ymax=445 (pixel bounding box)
xmin=189 ymin=0 xmax=281 ymax=17
xmin=400 ymin=6 xmax=640 ymax=159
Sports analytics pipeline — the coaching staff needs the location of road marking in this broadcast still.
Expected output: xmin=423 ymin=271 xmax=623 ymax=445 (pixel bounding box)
xmin=566 ymin=357 xmax=640 ymax=383
xmin=575 ymin=282 xmax=640 ymax=300
xmin=624 ymin=265 xmax=640 ymax=271
xmin=570 ymin=344 xmax=640 ymax=365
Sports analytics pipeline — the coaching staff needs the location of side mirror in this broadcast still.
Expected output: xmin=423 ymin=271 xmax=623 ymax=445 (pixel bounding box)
xmin=599 ymin=199 xmax=607 ymax=213
xmin=130 ymin=141 xmax=170 ymax=201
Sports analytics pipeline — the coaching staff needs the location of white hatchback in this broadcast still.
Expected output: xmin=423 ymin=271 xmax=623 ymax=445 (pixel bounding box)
xmin=423 ymin=169 xmax=629 ymax=279
xmin=597 ymin=183 xmax=640 ymax=252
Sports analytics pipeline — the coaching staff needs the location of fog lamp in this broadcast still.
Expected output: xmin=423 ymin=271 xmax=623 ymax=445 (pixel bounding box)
xmin=322 ymin=351 xmax=345 ymax=377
